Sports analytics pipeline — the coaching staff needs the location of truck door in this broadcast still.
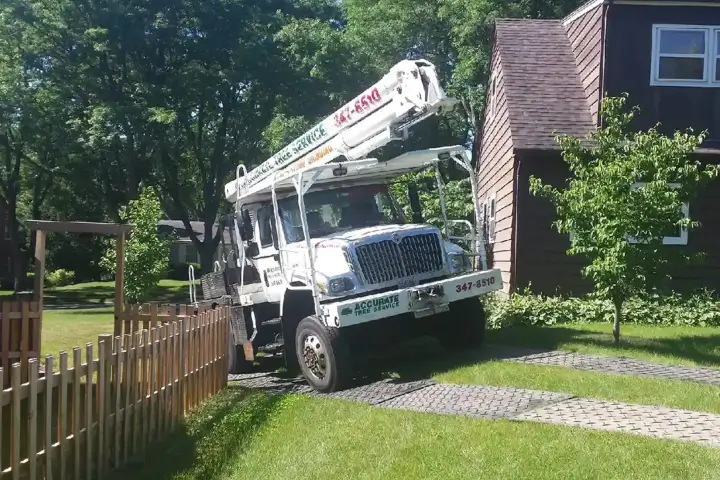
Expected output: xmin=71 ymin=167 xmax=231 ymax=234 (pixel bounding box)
xmin=252 ymin=205 xmax=285 ymax=303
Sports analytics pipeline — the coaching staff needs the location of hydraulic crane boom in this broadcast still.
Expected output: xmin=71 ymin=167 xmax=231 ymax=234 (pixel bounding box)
xmin=224 ymin=59 xmax=459 ymax=204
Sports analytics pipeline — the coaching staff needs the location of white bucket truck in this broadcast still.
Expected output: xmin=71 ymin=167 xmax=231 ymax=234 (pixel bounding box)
xmin=195 ymin=59 xmax=503 ymax=392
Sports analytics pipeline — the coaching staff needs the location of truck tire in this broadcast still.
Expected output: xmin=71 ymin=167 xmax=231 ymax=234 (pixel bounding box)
xmin=435 ymin=298 xmax=486 ymax=350
xmin=295 ymin=316 xmax=351 ymax=393
xmin=228 ymin=332 xmax=253 ymax=374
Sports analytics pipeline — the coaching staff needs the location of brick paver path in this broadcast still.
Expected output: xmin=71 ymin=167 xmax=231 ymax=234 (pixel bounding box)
xmin=489 ymin=346 xmax=720 ymax=385
xmin=229 ymin=372 xmax=720 ymax=448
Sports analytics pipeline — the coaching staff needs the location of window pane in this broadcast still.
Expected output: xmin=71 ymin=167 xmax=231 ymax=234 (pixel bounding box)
xmin=658 ymin=57 xmax=705 ymax=80
xmin=659 ymin=29 xmax=705 ymax=55
xmin=716 ymin=58 xmax=720 ymax=81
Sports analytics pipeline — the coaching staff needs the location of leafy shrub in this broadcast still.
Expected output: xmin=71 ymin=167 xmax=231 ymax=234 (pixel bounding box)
xmin=486 ymin=288 xmax=720 ymax=329
xmin=45 ymin=269 xmax=76 ymax=288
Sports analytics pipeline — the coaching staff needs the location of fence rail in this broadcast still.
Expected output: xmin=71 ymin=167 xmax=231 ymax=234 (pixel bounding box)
xmin=114 ymin=302 xmax=216 ymax=340
xmin=0 ymin=301 xmax=42 ymax=388
xmin=0 ymin=305 xmax=229 ymax=480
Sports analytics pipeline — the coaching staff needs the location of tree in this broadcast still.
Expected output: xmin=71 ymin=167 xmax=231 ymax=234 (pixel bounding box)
xmin=101 ymin=186 xmax=172 ymax=303
xmin=529 ymin=94 xmax=720 ymax=343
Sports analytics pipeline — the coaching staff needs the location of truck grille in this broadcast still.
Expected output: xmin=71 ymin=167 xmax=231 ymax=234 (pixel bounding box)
xmin=355 ymin=233 xmax=444 ymax=285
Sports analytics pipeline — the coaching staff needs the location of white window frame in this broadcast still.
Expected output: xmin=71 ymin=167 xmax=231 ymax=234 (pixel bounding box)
xmin=627 ymin=182 xmax=689 ymax=246
xmin=487 ymin=192 xmax=497 ymax=244
xmin=650 ymin=24 xmax=720 ymax=87
xmin=486 ymin=72 xmax=497 ymax=120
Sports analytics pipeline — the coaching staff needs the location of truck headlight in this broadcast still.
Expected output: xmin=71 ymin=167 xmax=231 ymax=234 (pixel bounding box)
xmin=449 ymin=253 xmax=470 ymax=272
xmin=328 ymin=276 xmax=355 ymax=294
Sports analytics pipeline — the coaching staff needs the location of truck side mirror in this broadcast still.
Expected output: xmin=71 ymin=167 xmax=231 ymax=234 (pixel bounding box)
xmin=407 ymin=183 xmax=424 ymax=223
xmin=236 ymin=210 xmax=254 ymax=241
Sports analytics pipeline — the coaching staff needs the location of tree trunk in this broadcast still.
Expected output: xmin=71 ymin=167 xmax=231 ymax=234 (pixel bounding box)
xmin=612 ymin=297 xmax=623 ymax=344
xmin=199 ymin=242 xmax=216 ymax=275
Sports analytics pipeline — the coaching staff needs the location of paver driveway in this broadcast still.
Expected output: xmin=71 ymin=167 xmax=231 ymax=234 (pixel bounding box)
xmin=229 ymin=347 xmax=720 ymax=448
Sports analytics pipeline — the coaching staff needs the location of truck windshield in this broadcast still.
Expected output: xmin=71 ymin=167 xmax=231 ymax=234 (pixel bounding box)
xmin=278 ymin=184 xmax=403 ymax=242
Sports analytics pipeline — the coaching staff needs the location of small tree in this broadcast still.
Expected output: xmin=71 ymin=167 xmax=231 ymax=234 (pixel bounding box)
xmin=101 ymin=186 xmax=172 ymax=303
xmin=529 ymin=94 xmax=720 ymax=343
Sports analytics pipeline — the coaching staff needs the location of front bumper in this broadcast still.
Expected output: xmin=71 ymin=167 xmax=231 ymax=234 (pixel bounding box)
xmin=323 ymin=268 xmax=502 ymax=327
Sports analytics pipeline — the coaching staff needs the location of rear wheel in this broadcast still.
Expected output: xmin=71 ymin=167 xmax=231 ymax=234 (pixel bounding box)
xmin=295 ymin=316 xmax=351 ymax=393
xmin=435 ymin=298 xmax=486 ymax=350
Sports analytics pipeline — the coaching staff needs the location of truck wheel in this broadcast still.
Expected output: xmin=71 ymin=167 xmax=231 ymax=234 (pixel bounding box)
xmin=436 ymin=298 xmax=486 ymax=350
xmin=228 ymin=333 xmax=253 ymax=374
xmin=295 ymin=316 xmax=351 ymax=393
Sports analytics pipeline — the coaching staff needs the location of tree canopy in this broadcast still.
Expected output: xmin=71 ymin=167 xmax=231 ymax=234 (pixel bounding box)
xmin=0 ymin=0 xmax=586 ymax=288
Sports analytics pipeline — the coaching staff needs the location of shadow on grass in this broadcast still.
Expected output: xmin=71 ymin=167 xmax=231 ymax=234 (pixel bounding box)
xmin=107 ymin=388 xmax=286 ymax=480
xmin=485 ymin=326 xmax=720 ymax=367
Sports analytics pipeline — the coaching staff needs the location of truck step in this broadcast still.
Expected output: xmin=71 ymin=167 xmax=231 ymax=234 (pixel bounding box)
xmin=258 ymin=340 xmax=284 ymax=355
xmin=261 ymin=318 xmax=281 ymax=327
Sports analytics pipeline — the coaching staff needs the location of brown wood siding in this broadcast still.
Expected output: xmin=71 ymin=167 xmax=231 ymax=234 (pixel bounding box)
xmin=564 ymin=4 xmax=604 ymax=125
xmin=516 ymin=151 xmax=720 ymax=295
xmin=604 ymin=4 xmax=720 ymax=147
xmin=514 ymin=152 xmax=593 ymax=296
xmin=476 ymin=37 xmax=517 ymax=293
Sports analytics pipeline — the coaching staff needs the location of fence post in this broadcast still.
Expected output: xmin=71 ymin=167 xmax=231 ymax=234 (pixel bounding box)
xmin=11 ymin=362 xmax=20 ymax=480
xmin=113 ymin=337 xmax=123 ymax=469
xmin=29 ymin=358 xmax=39 ymax=479
xmin=72 ymin=348 xmax=81 ymax=480
xmin=45 ymin=355 xmax=54 ymax=480
xmin=58 ymin=351 xmax=69 ymax=479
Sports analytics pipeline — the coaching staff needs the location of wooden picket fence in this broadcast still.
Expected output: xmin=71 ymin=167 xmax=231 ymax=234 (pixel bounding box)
xmin=0 ymin=301 xmax=42 ymax=388
xmin=114 ymin=302 xmax=216 ymax=341
xmin=0 ymin=305 xmax=229 ymax=480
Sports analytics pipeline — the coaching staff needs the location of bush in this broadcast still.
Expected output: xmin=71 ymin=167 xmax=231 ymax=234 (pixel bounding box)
xmin=486 ymin=288 xmax=720 ymax=329
xmin=45 ymin=269 xmax=76 ymax=288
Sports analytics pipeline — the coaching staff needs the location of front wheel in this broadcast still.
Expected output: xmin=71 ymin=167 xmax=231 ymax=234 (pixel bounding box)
xmin=295 ymin=316 xmax=351 ymax=393
xmin=435 ymin=298 xmax=486 ymax=350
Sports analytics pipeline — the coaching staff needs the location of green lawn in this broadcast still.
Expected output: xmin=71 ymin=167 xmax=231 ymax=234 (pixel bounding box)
xmin=36 ymin=307 xmax=720 ymax=479
xmin=42 ymin=279 xmax=192 ymax=305
xmin=111 ymin=388 xmax=720 ymax=480
xmin=37 ymin=279 xmax=194 ymax=364
xmin=41 ymin=307 xmax=115 ymax=364
xmin=486 ymin=323 xmax=720 ymax=367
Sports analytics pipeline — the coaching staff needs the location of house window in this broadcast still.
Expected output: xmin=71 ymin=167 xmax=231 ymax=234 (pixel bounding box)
xmin=488 ymin=192 xmax=497 ymax=244
xmin=184 ymin=244 xmax=200 ymax=264
xmin=627 ymin=182 xmax=689 ymax=246
xmin=486 ymin=73 xmax=497 ymax=120
xmin=651 ymin=25 xmax=720 ymax=87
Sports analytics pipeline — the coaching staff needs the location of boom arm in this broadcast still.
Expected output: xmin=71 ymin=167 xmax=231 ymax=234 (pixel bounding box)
xmin=225 ymin=59 xmax=458 ymax=204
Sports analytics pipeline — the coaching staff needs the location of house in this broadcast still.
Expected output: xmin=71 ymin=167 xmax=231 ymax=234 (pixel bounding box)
xmin=477 ymin=0 xmax=720 ymax=295
xmin=158 ymin=220 xmax=232 ymax=271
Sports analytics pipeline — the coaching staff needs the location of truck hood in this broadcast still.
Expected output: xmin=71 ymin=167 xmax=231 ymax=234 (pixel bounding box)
xmin=310 ymin=223 xmax=438 ymax=247
xmin=281 ymin=223 xmax=444 ymax=279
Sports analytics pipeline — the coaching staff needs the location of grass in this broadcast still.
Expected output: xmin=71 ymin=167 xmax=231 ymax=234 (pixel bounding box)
xmin=485 ymin=323 xmax=720 ymax=367
xmin=41 ymin=307 xmax=115 ymax=363
xmin=111 ymin=388 xmax=720 ymax=480
xmin=41 ymin=279 xmax=191 ymax=305
xmin=35 ymin=279 xmax=192 ymax=363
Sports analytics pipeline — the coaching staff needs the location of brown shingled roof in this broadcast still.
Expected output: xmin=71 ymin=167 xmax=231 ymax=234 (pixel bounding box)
xmin=495 ymin=18 xmax=595 ymax=150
